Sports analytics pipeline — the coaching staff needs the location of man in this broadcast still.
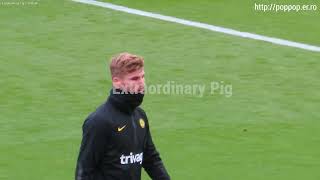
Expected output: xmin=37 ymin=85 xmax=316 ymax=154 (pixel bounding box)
xmin=75 ymin=53 xmax=170 ymax=180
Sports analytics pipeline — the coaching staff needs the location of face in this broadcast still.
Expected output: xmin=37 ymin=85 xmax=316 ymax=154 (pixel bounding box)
xmin=112 ymin=69 xmax=145 ymax=94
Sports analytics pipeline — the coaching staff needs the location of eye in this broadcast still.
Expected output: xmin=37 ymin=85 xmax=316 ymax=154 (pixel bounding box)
xmin=131 ymin=77 xmax=139 ymax=81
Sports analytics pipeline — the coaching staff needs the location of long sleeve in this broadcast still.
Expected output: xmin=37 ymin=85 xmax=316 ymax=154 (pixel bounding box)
xmin=75 ymin=117 xmax=109 ymax=180
xmin=142 ymin=121 xmax=170 ymax=180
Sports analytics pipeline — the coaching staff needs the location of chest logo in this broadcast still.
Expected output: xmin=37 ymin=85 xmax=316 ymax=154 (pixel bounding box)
xmin=139 ymin=118 xmax=145 ymax=128
xmin=117 ymin=125 xmax=126 ymax=132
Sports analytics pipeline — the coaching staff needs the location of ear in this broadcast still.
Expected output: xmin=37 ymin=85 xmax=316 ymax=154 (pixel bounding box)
xmin=112 ymin=76 xmax=122 ymax=89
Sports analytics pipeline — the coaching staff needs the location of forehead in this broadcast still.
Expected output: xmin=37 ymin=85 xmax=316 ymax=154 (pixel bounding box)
xmin=125 ymin=69 xmax=144 ymax=78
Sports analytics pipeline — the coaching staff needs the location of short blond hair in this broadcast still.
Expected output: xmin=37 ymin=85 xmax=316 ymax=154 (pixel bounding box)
xmin=109 ymin=52 xmax=144 ymax=78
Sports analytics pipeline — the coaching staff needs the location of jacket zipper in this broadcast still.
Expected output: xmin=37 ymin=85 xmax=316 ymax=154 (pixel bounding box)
xmin=131 ymin=115 xmax=138 ymax=145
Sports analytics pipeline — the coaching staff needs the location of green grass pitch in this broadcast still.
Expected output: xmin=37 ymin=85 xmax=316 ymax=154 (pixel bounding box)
xmin=1 ymin=0 xmax=320 ymax=179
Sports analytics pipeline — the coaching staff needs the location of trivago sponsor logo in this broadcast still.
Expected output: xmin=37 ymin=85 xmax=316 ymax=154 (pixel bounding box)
xmin=120 ymin=152 xmax=143 ymax=165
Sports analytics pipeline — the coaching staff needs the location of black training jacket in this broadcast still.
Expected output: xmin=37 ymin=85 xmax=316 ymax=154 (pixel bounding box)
xmin=75 ymin=90 xmax=170 ymax=180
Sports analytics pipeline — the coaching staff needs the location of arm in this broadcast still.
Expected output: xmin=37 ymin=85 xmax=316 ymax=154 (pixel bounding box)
xmin=142 ymin=121 xmax=170 ymax=180
xmin=75 ymin=116 xmax=109 ymax=180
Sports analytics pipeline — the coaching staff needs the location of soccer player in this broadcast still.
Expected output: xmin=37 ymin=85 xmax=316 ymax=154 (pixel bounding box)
xmin=75 ymin=53 xmax=170 ymax=180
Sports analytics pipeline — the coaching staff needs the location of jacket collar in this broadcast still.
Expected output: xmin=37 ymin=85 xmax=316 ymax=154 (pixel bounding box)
xmin=107 ymin=88 xmax=144 ymax=114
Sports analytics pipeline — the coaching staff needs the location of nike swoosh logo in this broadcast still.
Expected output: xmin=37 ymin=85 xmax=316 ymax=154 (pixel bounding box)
xmin=117 ymin=125 xmax=126 ymax=132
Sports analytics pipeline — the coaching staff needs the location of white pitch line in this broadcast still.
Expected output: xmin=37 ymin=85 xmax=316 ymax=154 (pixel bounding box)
xmin=72 ymin=0 xmax=320 ymax=52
